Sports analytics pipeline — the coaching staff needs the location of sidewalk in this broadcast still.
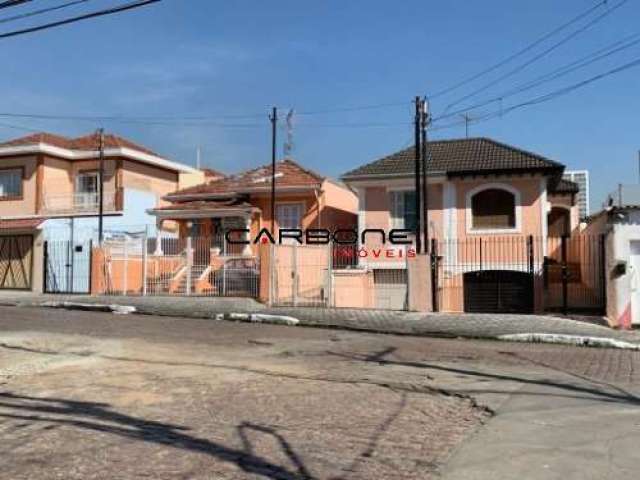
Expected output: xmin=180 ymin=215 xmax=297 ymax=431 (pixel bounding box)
xmin=1 ymin=292 xmax=638 ymax=344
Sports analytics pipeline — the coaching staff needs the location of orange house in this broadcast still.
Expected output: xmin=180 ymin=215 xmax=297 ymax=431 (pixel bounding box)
xmin=148 ymin=158 xmax=358 ymax=254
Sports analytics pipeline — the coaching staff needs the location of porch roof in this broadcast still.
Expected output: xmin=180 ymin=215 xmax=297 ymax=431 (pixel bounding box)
xmin=148 ymin=199 xmax=259 ymax=219
xmin=0 ymin=218 xmax=44 ymax=231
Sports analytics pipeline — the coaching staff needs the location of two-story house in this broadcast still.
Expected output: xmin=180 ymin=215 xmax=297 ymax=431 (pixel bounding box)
xmin=342 ymin=137 xmax=582 ymax=312
xmin=0 ymin=131 xmax=202 ymax=292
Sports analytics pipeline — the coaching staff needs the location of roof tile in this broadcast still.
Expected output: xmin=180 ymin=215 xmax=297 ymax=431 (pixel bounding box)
xmin=342 ymin=138 xmax=564 ymax=179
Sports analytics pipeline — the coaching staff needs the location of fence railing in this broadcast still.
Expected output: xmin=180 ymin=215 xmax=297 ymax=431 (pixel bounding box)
xmin=432 ymin=234 xmax=606 ymax=314
xmin=41 ymin=190 xmax=118 ymax=215
xmin=99 ymin=235 xmax=259 ymax=298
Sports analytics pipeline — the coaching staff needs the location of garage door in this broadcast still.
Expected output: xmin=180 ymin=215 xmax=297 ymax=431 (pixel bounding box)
xmin=374 ymin=269 xmax=408 ymax=310
xmin=463 ymin=270 xmax=533 ymax=314
xmin=0 ymin=235 xmax=33 ymax=290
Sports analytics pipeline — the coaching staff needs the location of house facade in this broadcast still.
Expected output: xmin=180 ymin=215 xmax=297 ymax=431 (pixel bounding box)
xmin=0 ymin=131 xmax=202 ymax=292
xmin=342 ymin=138 xmax=583 ymax=312
xmin=148 ymin=159 xmax=358 ymax=254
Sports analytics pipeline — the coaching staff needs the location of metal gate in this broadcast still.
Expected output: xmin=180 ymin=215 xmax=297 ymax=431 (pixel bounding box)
xmin=463 ymin=270 xmax=534 ymax=313
xmin=44 ymin=240 xmax=93 ymax=294
xmin=433 ymin=236 xmax=542 ymax=314
xmin=544 ymin=235 xmax=606 ymax=314
xmin=0 ymin=235 xmax=33 ymax=290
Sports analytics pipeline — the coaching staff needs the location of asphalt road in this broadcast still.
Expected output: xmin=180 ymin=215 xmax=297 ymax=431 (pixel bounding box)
xmin=0 ymin=306 xmax=639 ymax=479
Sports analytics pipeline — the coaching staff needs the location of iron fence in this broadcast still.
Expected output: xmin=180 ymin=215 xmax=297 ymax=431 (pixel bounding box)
xmin=431 ymin=234 xmax=606 ymax=314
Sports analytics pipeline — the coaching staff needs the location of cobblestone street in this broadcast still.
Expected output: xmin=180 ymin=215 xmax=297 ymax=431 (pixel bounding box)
xmin=1 ymin=306 xmax=639 ymax=479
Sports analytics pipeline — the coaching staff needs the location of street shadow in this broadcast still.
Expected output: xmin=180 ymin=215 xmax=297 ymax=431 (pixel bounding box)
xmin=0 ymin=392 xmax=315 ymax=480
xmin=328 ymin=348 xmax=640 ymax=407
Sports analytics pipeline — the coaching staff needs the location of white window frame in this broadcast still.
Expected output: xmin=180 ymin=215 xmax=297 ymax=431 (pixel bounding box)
xmin=465 ymin=183 xmax=522 ymax=234
xmin=0 ymin=168 xmax=22 ymax=199
xmin=388 ymin=188 xmax=417 ymax=230
xmin=275 ymin=202 xmax=305 ymax=230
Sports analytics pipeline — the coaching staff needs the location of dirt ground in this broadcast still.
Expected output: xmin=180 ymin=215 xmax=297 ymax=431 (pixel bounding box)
xmin=0 ymin=306 xmax=638 ymax=480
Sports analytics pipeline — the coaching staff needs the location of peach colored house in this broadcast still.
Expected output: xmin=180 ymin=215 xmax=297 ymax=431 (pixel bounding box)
xmin=0 ymin=131 xmax=202 ymax=292
xmin=148 ymin=159 xmax=358 ymax=254
xmin=342 ymin=137 xmax=581 ymax=312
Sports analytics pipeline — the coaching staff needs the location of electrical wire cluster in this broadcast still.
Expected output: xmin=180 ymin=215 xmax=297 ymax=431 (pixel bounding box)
xmin=0 ymin=0 xmax=637 ymax=139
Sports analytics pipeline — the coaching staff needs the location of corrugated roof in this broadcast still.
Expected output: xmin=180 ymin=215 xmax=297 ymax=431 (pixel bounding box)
xmin=342 ymin=138 xmax=564 ymax=179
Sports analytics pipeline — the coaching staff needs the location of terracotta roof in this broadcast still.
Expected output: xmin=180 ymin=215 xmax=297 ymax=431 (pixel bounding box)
xmin=342 ymin=138 xmax=564 ymax=179
xmin=0 ymin=218 xmax=44 ymax=230
xmin=201 ymin=168 xmax=225 ymax=179
xmin=152 ymin=199 xmax=254 ymax=212
xmin=0 ymin=131 xmax=158 ymax=156
xmin=169 ymin=159 xmax=323 ymax=198
xmin=549 ymin=178 xmax=579 ymax=195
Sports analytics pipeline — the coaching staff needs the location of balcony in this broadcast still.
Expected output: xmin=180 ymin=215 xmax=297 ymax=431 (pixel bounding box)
xmin=40 ymin=190 xmax=120 ymax=216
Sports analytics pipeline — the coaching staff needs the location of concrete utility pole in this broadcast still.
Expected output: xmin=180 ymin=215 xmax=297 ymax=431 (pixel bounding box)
xmin=270 ymin=107 xmax=278 ymax=233
xmin=414 ymin=96 xmax=422 ymax=255
xmin=421 ymin=98 xmax=430 ymax=251
xmin=97 ymin=128 xmax=105 ymax=245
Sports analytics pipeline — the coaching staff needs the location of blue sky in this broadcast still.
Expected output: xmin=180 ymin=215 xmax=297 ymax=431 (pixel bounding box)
xmin=0 ymin=0 xmax=638 ymax=210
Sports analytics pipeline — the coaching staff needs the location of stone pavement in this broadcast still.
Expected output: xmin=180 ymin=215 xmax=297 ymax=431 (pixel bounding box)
xmin=1 ymin=292 xmax=638 ymax=344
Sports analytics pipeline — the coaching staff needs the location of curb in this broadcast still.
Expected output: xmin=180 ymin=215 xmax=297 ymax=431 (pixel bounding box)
xmin=498 ymin=333 xmax=640 ymax=350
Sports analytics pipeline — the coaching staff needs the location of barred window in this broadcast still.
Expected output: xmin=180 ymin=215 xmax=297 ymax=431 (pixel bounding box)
xmin=471 ymin=188 xmax=516 ymax=229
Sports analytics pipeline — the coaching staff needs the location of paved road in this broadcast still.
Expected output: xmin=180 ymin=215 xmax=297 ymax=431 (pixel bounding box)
xmin=0 ymin=306 xmax=639 ymax=479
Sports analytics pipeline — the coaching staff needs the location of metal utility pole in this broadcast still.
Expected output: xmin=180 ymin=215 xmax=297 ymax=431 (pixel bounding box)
xmin=414 ymin=96 xmax=422 ymax=255
xmin=97 ymin=128 xmax=105 ymax=245
xmin=421 ymin=98 xmax=430 ymax=251
xmin=269 ymin=107 xmax=278 ymax=233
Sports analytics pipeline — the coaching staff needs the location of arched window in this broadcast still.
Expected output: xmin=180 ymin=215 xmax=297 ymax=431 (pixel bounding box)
xmin=471 ymin=188 xmax=516 ymax=230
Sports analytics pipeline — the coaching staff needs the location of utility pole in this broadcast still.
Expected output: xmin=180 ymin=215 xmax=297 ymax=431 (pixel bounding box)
xmin=421 ymin=98 xmax=430 ymax=251
xmin=97 ymin=128 xmax=105 ymax=245
xmin=196 ymin=146 xmax=201 ymax=170
xmin=414 ymin=96 xmax=422 ymax=255
xmin=270 ymin=107 xmax=278 ymax=233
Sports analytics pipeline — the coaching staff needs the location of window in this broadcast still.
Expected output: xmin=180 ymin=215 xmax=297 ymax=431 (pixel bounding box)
xmin=471 ymin=188 xmax=516 ymax=230
xmin=75 ymin=172 xmax=99 ymax=194
xmin=0 ymin=169 xmax=22 ymax=199
xmin=75 ymin=172 xmax=99 ymax=209
xmin=276 ymin=203 xmax=303 ymax=230
xmin=389 ymin=191 xmax=417 ymax=231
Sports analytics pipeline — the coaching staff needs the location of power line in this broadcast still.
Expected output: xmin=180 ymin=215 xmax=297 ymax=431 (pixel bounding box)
xmin=0 ymin=0 xmax=92 ymax=25
xmin=442 ymin=0 xmax=629 ymax=112
xmin=296 ymin=101 xmax=410 ymax=116
xmin=0 ymin=0 xmax=161 ymax=39
xmin=430 ymin=0 xmax=607 ymax=99
xmin=435 ymin=53 xmax=640 ymax=130
xmin=0 ymin=1 xmax=34 ymax=11
xmin=435 ymin=30 xmax=640 ymax=122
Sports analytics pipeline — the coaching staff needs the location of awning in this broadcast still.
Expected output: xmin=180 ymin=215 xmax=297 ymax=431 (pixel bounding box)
xmin=0 ymin=218 xmax=45 ymax=231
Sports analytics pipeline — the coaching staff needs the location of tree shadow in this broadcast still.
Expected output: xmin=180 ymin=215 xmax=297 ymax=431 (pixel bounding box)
xmin=327 ymin=348 xmax=640 ymax=407
xmin=0 ymin=392 xmax=315 ymax=480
